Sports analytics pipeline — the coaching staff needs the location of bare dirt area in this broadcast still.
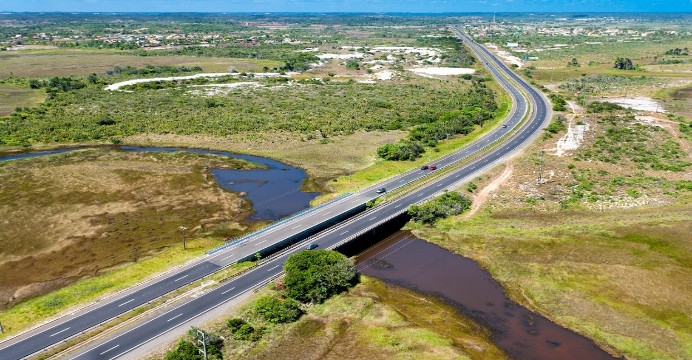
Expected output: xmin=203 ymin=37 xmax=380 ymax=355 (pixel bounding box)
xmin=0 ymin=148 xmax=257 ymax=308
xmin=0 ymin=84 xmax=45 ymax=116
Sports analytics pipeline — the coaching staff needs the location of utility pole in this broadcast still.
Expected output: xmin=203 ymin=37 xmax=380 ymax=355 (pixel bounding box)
xmin=537 ymin=150 xmax=545 ymax=184
xmin=179 ymin=226 xmax=188 ymax=250
xmin=0 ymin=321 xmax=4 ymax=334
xmin=197 ymin=329 xmax=208 ymax=360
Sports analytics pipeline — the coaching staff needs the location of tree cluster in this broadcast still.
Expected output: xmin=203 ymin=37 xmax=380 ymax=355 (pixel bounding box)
xmin=164 ymin=328 xmax=224 ymax=360
xmin=548 ymin=93 xmax=567 ymax=111
xmin=408 ymin=191 xmax=472 ymax=225
xmin=283 ymin=250 xmax=359 ymax=304
xmin=586 ymin=101 xmax=624 ymax=113
xmin=377 ymin=82 xmax=497 ymax=161
xmin=613 ymin=57 xmax=635 ymax=70
xmin=664 ymin=48 xmax=688 ymax=56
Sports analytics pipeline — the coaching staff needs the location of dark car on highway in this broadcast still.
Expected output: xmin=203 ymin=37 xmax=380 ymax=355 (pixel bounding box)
xmin=376 ymin=188 xmax=386 ymax=194
xmin=420 ymin=165 xmax=429 ymax=170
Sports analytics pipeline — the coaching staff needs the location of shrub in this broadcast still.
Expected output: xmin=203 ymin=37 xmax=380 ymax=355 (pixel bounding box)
xmin=226 ymin=317 xmax=247 ymax=333
xmin=544 ymin=115 xmax=567 ymax=134
xmin=548 ymin=93 xmax=567 ymax=112
xmin=283 ymin=250 xmax=358 ymax=304
xmin=408 ymin=191 xmax=472 ymax=225
xmin=254 ymin=296 xmax=303 ymax=324
xmin=587 ymin=101 xmax=624 ymax=113
xmin=377 ymin=141 xmax=424 ymax=161
xmin=233 ymin=324 xmax=258 ymax=341
xmin=164 ymin=340 xmax=200 ymax=360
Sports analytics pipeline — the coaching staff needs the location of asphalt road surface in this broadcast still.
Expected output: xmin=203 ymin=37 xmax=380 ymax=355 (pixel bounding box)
xmin=0 ymin=29 xmax=549 ymax=360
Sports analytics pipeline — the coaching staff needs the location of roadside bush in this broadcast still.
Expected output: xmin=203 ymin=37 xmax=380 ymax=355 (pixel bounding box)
xmin=226 ymin=317 xmax=247 ymax=333
xmin=233 ymin=323 xmax=262 ymax=341
xmin=377 ymin=141 xmax=424 ymax=161
xmin=283 ymin=250 xmax=359 ymax=304
xmin=254 ymin=296 xmax=303 ymax=324
xmin=587 ymin=101 xmax=624 ymax=113
xmin=544 ymin=115 xmax=567 ymax=135
xmin=548 ymin=93 xmax=567 ymax=111
xmin=408 ymin=191 xmax=472 ymax=225
xmin=164 ymin=340 xmax=200 ymax=360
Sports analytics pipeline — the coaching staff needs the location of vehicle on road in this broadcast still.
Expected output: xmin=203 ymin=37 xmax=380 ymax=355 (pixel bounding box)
xmin=420 ymin=165 xmax=429 ymax=170
xmin=502 ymin=124 xmax=508 ymax=128
xmin=306 ymin=243 xmax=318 ymax=250
xmin=376 ymin=188 xmax=387 ymax=194
xmin=429 ymin=165 xmax=437 ymax=170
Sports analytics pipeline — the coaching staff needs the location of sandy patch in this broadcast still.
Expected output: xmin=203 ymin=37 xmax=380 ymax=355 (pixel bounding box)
xmin=464 ymin=164 xmax=514 ymax=219
xmin=317 ymin=53 xmax=365 ymax=60
xmin=189 ymin=82 xmax=262 ymax=96
xmin=371 ymin=46 xmax=440 ymax=57
xmin=408 ymin=67 xmax=475 ymax=77
xmin=484 ymin=43 xmax=524 ymax=68
xmin=603 ymin=97 xmax=666 ymax=113
xmin=374 ymin=70 xmax=394 ymax=80
xmin=555 ymin=121 xmax=590 ymax=157
xmin=105 ymin=72 xmax=292 ymax=91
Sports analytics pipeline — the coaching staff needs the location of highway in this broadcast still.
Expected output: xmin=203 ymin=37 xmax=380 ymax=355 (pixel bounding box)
xmin=0 ymin=29 xmax=550 ymax=360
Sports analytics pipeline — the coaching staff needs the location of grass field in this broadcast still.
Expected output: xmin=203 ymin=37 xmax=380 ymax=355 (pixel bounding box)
xmin=407 ymin=100 xmax=692 ymax=359
xmin=160 ymin=276 xmax=506 ymax=360
xmin=0 ymin=148 xmax=259 ymax=310
xmin=415 ymin=203 xmax=691 ymax=360
xmin=0 ymin=84 xmax=45 ymax=116
xmin=0 ymin=49 xmax=282 ymax=78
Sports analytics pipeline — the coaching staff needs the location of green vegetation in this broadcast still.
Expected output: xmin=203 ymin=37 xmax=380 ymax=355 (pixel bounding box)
xmin=613 ymin=57 xmax=636 ymax=70
xmin=0 ymin=84 xmax=45 ymax=117
xmin=578 ymin=115 xmax=690 ymax=172
xmin=165 ymin=328 xmax=225 ymax=360
xmin=0 ymin=76 xmax=472 ymax=145
xmin=548 ymin=93 xmax=567 ymax=111
xmin=377 ymin=81 xmax=497 ymax=160
xmin=283 ymin=250 xmax=359 ymax=304
xmin=586 ymin=101 xmax=624 ymax=113
xmin=543 ymin=115 xmax=567 ymax=137
xmin=254 ymin=296 xmax=303 ymax=324
xmin=408 ymin=191 xmax=472 ymax=225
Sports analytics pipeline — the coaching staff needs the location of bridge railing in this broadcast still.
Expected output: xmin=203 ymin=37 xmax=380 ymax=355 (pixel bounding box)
xmin=207 ymin=192 xmax=353 ymax=255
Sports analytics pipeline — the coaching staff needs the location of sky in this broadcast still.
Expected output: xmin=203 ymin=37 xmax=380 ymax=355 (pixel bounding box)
xmin=1 ymin=0 xmax=691 ymax=13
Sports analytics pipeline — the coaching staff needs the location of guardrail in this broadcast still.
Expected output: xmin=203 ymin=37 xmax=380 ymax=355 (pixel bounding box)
xmin=207 ymin=192 xmax=353 ymax=255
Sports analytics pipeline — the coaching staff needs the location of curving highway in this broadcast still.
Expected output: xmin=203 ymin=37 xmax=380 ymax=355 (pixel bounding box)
xmin=0 ymin=29 xmax=551 ymax=360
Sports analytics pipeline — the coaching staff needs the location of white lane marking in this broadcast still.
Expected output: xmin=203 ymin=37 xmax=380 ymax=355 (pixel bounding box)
xmin=167 ymin=313 xmax=184 ymax=322
xmin=324 ymin=211 xmax=332 ymax=215
xmin=222 ymin=254 xmax=234 ymax=261
xmin=100 ymin=344 xmax=120 ymax=355
xmin=118 ymin=298 xmax=135 ymax=307
xmin=174 ymin=274 xmax=189 ymax=282
xmin=221 ymin=286 xmax=236 ymax=295
xmin=267 ymin=265 xmax=281 ymax=272
xmin=418 ymin=193 xmax=424 ymax=197
xmin=394 ymin=204 xmax=403 ymax=208
xmin=369 ymin=216 xmax=377 ymax=221
xmin=339 ymin=230 xmax=349 ymax=235
xmin=50 ymin=327 xmax=71 ymax=337
xmin=291 ymin=224 xmax=301 ymax=230
xmin=256 ymin=239 xmax=267 ymax=245
xmin=437 ymin=183 xmax=444 ymax=187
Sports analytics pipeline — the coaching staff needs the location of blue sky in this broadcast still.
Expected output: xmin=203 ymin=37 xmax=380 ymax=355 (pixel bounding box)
xmin=2 ymin=0 xmax=690 ymax=13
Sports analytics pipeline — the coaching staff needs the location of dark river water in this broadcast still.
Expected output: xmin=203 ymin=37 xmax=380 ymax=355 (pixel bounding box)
xmin=0 ymin=146 xmax=319 ymax=221
xmin=356 ymin=231 xmax=616 ymax=360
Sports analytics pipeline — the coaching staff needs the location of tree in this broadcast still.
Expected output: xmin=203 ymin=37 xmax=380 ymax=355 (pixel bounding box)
xmin=408 ymin=191 xmax=472 ymax=225
xmin=164 ymin=340 xmax=201 ymax=360
xmin=613 ymin=57 xmax=634 ymax=70
xmin=254 ymin=296 xmax=303 ymax=323
xmin=283 ymin=250 xmax=359 ymax=304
